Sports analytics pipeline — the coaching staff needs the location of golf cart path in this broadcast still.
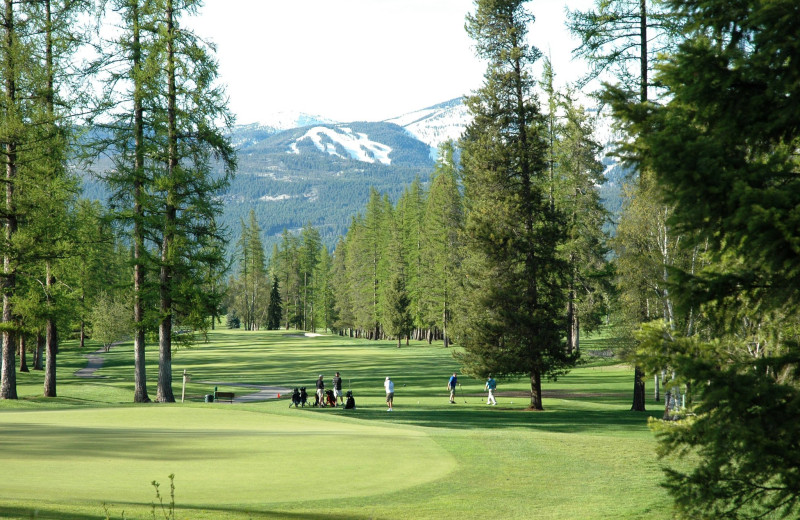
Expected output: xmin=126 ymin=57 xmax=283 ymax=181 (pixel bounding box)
xmin=74 ymin=343 xmax=122 ymax=378
xmin=75 ymin=344 xmax=290 ymax=402
xmin=201 ymin=381 xmax=292 ymax=403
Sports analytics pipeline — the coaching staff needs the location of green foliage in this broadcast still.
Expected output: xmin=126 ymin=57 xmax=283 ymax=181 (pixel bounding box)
xmin=227 ymin=210 xmax=269 ymax=330
xmin=456 ymin=0 xmax=577 ymax=409
xmin=609 ymin=0 xmax=800 ymax=517
xmin=419 ymin=141 xmax=463 ymax=345
xmin=266 ymin=276 xmax=282 ymax=330
xmin=150 ymin=474 xmax=176 ymax=520
xmin=0 ymin=328 xmax=673 ymax=519
xmin=567 ymin=0 xmax=684 ymax=100
xmin=89 ymin=292 xmax=133 ymax=351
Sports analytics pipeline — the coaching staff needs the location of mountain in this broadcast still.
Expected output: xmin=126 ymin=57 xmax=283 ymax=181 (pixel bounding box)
xmin=79 ymin=97 xmax=625 ymax=259
xmin=221 ymin=117 xmax=437 ymax=255
xmin=385 ymin=98 xmax=472 ymax=157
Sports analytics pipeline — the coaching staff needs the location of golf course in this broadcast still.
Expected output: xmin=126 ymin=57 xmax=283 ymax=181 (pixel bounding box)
xmin=0 ymin=328 xmax=674 ymax=519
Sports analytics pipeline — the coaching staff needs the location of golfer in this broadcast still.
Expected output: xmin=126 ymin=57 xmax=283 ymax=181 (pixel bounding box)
xmin=316 ymin=374 xmax=325 ymax=407
xmin=448 ymin=373 xmax=458 ymax=404
xmin=332 ymin=372 xmax=344 ymax=405
xmin=485 ymin=375 xmax=497 ymax=405
xmin=385 ymin=376 xmax=394 ymax=411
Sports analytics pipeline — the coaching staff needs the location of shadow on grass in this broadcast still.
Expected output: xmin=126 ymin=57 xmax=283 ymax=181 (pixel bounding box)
xmin=0 ymin=506 xmax=99 ymax=520
xmin=0 ymin=504 xmax=376 ymax=520
xmin=342 ymin=405 xmax=663 ymax=434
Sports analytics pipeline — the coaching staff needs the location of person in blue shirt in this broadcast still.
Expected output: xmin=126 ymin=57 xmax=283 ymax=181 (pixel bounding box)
xmin=485 ymin=375 xmax=497 ymax=405
xmin=448 ymin=373 xmax=458 ymax=404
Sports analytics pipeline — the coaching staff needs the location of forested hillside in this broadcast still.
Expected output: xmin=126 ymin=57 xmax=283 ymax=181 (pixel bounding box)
xmin=82 ymin=120 xmax=436 ymax=254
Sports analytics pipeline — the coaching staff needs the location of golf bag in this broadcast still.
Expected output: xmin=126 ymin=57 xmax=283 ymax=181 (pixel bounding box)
xmin=290 ymin=388 xmax=301 ymax=408
xmin=299 ymin=387 xmax=308 ymax=407
xmin=325 ymin=389 xmax=337 ymax=407
xmin=344 ymin=390 xmax=356 ymax=409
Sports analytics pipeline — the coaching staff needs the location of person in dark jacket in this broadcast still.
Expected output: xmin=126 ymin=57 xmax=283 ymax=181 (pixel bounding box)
xmin=316 ymin=375 xmax=325 ymax=407
xmin=332 ymin=372 xmax=344 ymax=405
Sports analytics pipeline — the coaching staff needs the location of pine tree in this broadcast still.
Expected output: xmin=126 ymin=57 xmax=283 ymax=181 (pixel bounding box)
xmin=266 ymin=276 xmax=282 ymax=330
xmin=456 ymin=0 xmax=576 ymax=410
xmin=611 ymin=0 xmax=800 ymax=516
xmin=542 ymin=75 xmax=610 ymax=355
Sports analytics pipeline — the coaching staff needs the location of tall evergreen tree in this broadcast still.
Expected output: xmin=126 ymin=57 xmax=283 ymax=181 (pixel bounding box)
xmin=101 ymin=0 xmax=160 ymax=403
xmin=542 ymin=77 xmax=610 ymax=355
xmin=419 ymin=141 xmax=463 ymax=348
xmin=395 ymin=177 xmax=427 ymax=338
xmin=331 ymin=229 xmax=356 ymax=334
xmin=274 ymin=229 xmax=300 ymax=329
xmin=456 ymin=0 xmax=576 ymax=410
xmin=611 ymin=0 xmax=800 ymax=516
xmin=298 ymin=223 xmax=321 ymax=331
xmin=313 ymin=245 xmax=336 ymax=333
xmin=1 ymin=0 xmax=92 ymax=399
xmin=266 ymin=276 xmax=282 ymax=331
xmin=152 ymin=0 xmax=235 ymax=402
xmin=232 ymin=210 xmax=267 ymax=330
xmin=569 ymin=0 xmax=684 ymax=411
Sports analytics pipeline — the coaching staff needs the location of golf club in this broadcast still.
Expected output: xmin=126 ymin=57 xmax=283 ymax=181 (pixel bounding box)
xmin=458 ymin=382 xmax=467 ymax=403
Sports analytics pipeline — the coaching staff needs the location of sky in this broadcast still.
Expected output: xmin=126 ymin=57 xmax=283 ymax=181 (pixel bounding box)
xmin=190 ymin=0 xmax=595 ymax=125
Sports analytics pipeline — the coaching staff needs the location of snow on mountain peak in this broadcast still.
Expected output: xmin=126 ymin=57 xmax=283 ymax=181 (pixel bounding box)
xmin=289 ymin=126 xmax=393 ymax=165
xmin=261 ymin=111 xmax=338 ymax=132
xmin=384 ymin=98 xmax=472 ymax=157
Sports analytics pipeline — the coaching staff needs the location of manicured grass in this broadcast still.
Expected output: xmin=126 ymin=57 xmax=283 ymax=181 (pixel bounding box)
xmin=0 ymin=328 xmax=674 ymax=519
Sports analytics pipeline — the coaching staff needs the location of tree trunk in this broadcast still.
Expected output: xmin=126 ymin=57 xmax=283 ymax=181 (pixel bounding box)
xmin=18 ymin=335 xmax=27 ymax=372
xmin=156 ymin=0 xmax=177 ymax=403
xmin=0 ymin=0 xmax=18 ymax=400
xmin=654 ymin=373 xmax=660 ymax=402
xmin=631 ymin=365 xmax=646 ymax=411
xmin=34 ymin=333 xmax=44 ymax=371
xmin=44 ymin=314 xmax=57 ymax=397
xmin=529 ymin=370 xmax=543 ymax=410
xmin=127 ymin=0 xmax=150 ymax=403
xmin=79 ymin=320 xmax=85 ymax=348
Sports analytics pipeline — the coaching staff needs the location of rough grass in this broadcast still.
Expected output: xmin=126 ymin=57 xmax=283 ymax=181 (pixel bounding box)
xmin=0 ymin=328 xmax=674 ymax=519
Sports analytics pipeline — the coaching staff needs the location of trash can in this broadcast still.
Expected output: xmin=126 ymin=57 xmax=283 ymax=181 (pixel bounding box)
xmin=204 ymin=394 xmax=214 ymax=403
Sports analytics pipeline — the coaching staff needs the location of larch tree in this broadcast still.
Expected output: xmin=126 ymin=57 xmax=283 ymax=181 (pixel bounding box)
xmin=101 ymin=0 xmax=161 ymax=403
xmin=382 ymin=214 xmax=412 ymax=348
xmin=456 ymin=0 xmax=576 ymax=410
xmin=152 ymin=0 xmax=235 ymax=402
xmin=232 ymin=210 xmax=267 ymax=330
xmin=395 ymin=177 xmax=426 ymax=340
xmin=568 ymin=0 xmax=684 ymax=411
xmin=419 ymin=141 xmax=463 ymax=348
xmin=298 ymin=223 xmax=321 ymax=331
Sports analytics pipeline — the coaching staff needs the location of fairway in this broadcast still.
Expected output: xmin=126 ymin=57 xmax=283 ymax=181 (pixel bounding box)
xmin=0 ymin=329 xmax=674 ymax=519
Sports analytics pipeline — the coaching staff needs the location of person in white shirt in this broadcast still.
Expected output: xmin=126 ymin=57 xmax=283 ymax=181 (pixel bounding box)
xmin=384 ymin=377 xmax=394 ymax=411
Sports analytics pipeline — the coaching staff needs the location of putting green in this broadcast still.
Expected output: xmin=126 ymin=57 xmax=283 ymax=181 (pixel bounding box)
xmin=0 ymin=406 xmax=455 ymax=509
